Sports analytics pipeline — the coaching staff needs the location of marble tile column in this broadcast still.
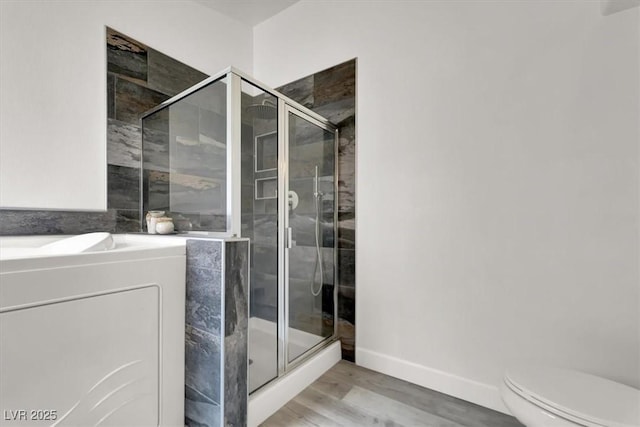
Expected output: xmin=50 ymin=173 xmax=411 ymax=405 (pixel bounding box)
xmin=185 ymin=238 xmax=249 ymax=427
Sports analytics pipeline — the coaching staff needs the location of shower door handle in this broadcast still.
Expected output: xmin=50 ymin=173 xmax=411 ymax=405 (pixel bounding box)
xmin=286 ymin=227 xmax=294 ymax=249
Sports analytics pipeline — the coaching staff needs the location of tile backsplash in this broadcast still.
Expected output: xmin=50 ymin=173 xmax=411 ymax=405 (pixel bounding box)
xmin=106 ymin=27 xmax=208 ymax=232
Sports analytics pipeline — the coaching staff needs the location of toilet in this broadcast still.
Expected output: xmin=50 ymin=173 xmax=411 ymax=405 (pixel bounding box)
xmin=501 ymin=366 xmax=640 ymax=427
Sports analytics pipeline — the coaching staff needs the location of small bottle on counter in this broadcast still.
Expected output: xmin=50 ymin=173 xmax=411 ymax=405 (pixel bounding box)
xmin=155 ymin=217 xmax=175 ymax=234
xmin=146 ymin=211 xmax=165 ymax=234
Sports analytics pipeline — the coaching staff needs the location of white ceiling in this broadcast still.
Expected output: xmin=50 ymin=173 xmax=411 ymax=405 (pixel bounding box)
xmin=195 ymin=0 xmax=301 ymax=26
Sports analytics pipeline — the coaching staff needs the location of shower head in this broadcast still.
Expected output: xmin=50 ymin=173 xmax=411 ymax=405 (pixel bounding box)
xmin=246 ymin=99 xmax=277 ymax=120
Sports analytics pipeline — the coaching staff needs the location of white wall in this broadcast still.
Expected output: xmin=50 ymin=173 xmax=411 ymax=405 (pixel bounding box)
xmin=255 ymin=1 xmax=639 ymax=413
xmin=0 ymin=0 xmax=252 ymax=210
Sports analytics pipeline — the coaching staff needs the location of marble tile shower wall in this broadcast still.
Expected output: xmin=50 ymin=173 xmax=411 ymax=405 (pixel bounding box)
xmin=277 ymin=59 xmax=356 ymax=361
xmin=142 ymin=81 xmax=229 ymax=232
xmin=107 ymin=28 xmax=207 ymax=231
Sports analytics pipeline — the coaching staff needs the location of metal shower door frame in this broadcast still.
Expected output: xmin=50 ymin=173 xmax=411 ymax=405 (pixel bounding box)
xmin=140 ymin=66 xmax=340 ymax=388
xmin=277 ymin=102 xmax=339 ymax=376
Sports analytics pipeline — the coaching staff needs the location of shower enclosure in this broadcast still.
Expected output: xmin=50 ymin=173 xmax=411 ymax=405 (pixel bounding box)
xmin=140 ymin=67 xmax=338 ymax=394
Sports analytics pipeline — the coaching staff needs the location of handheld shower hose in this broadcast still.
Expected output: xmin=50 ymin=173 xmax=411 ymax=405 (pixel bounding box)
xmin=311 ymin=165 xmax=324 ymax=297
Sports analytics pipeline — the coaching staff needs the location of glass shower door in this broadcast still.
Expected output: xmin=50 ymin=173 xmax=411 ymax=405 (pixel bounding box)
xmin=241 ymin=80 xmax=280 ymax=394
xmin=285 ymin=108 xmax=336 ymax=364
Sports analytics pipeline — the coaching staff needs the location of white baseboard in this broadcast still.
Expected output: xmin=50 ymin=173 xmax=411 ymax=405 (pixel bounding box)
xmin=248 ymin=341 xmax=342 ymax=427
xmin=356 ymin=347 xmax=510 ymax=415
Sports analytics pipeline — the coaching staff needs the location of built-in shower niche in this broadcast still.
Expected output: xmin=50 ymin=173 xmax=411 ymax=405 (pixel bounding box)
xmin=142 ymin=77 xmax=228 ymax=233
xmin=255 ymin=131 xmax=277 ymax=172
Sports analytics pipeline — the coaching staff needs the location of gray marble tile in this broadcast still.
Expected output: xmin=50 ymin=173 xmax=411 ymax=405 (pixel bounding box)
xmin=313 ymin=60 xmax=356 ymax=107
xmin=241 ymin=183 xmax=254 ymax=217
xmin=224 ymin=241 xmax=249 ymax=337
xmin=185 ymin=325 xmax=222 ymax=405
xmin=313 ymin=98 xmax=356 ymax=126
xmin=144 ymin=174 xmax=226 ymax=233
xmin=187 ymin=79 xmax=227 ymax=116
xmin=185 ymin=385 xmax=220 ymax=427
xmin=171 ymin=135 xmax=226 ymax=179
xmin=186 ymin=267 xmax=222 ymax=336
xmin=289 ymin=141 xmax=335 ymax=180
xmin=114 ymin=209 xmax=140 ymax=233
xmin=183 ymin=239 xmax=250 ymax=427
xmin=337 ymin=249 xmax=355 ymax=288
xmin=338 ymin=117 xmax=356 ymax=213
xmin=287 ymin=213 xmax=335 ymax=249
xmin=142 ymin=126 xmax=170 ymax=172
xmin=107 ymin=164 xmax=140 ymax=210
xmin=199 ymin=108 xmax=227 ymax=147
xmin=142 ymin=106 xmax=170 ymax=133
xmin=240 ymin=92 xmax=255 ymax=126
xmin=107 ymin=28 xmax=148 ymax=81
xmin=107 ymin=73 xmax=115 ymax=119
xmin=265 ymin=198 xmax=278 ymax=214
xmin=168 ymin=175 xmax=224 ymax=215
xmin=288 ymin=246 xmax=335 ymax=285
xmin=168 ymin=98 xmax=198 ymax=135
xmin=338 ymin=318 xmax=356 ymax=362
xmin=224 ymin=240 xmax=249 ymax=427
xmin=187 ymin=239 xmax=222 ymax=271
xmin=107 ymin=119 xmax=141 ymax=168
xmin=253 ymin=214 xmax=277 ymax=246
xmin=250 ymin=270 xmax=278 ymax=322
xmin=197 ymin=214 xmax=226 ymax=232
xmin=115 ymin=77 xmax=169 ymax=125
xmin=241 ymin=215 xmax=254 ymax=240
xmin=167 ymin=102 xmax=227 ymax=179
xmin=241 ymin=124 xmax=254 ymax=155
xmin=338 ymin=285 xmax=355 ymax=325
xmin=0 ymin=210 xmax=116 ymax=236
xmin=147 ymin=47 xmax=207 ymax=96
xmin=250 ymin=111 xmax=277 ymax=137
xmin=277 ymin=74 xmax=314 ymax=108
xmin=338 ymin=189 xmax=355 ymax=215
xmin=337 ymin=211 xmax=356 ymax=249
xmin=288 ymin=177 xmax=335 ymax=217
xmin=253 ymin=243 xmax=278 ymax=276
xmin=224 ymin=327 xmax=247 ymax=426
xmin=144 ymin=170 xmax=170 ymax=212
xmin=289 ymin=119 xmax=334 ymax=148
xmin=288 ymin=284 xmax=333 ymax=337
xmin=251 ymin=269 xmax=277 ymax=291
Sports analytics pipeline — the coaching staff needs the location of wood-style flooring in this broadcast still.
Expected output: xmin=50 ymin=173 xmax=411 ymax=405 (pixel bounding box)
xmin=260 ymin=361 xmax=524 ymax=427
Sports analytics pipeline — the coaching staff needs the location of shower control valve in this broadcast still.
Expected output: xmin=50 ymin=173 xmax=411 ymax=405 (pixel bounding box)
xmin=288 ymin=190 xmax=299 ymax=210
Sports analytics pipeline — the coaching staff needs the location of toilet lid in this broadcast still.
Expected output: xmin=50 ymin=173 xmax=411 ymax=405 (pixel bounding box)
xmin=505 ymin=366 xmax=640 ymax=427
